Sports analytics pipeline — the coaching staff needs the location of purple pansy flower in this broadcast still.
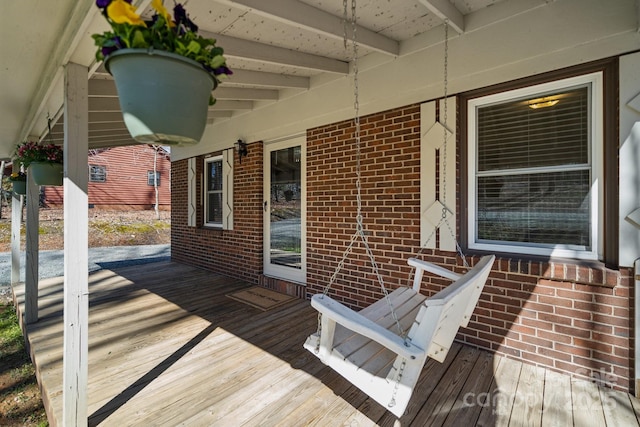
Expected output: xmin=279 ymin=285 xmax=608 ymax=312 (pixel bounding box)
xmin=212 ymin=66 xmax=233 ymax=76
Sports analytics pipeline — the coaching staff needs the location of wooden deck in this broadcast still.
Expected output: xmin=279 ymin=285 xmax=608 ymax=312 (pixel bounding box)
xmin=12 ymin=261 xmax=640 ymax=426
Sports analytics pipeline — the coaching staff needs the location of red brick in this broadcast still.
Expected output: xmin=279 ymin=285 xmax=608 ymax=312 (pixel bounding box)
xmin=555 ymin=324 xmax=591 ymax=339
xmin=538 ymin=347 xmax=572 ymax=362
xmin=538 ymin=295 xmax=572 ymax=307
xmin=521 ymin=351 xmax=554 ymax=367
xmin=555 ymin=342 xmax=591 ymax=358
xmin=537 ymin=329 xmax=572 ymax=344
xmin=573 ymin=337 xmax=612 ymax=354
xmin=573 ymin=319 xmax=612 ymax=335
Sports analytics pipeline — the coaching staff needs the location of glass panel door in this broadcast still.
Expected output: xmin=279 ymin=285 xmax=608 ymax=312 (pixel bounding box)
xmin=264 ymin=138 xmax=306 ymax=283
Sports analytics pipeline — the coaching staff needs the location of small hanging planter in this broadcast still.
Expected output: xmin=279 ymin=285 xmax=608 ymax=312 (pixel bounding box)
xmin=92 ymin=0 xmax=232 ymax=147
xmin=12 ymin=180 xmax=26 ymax=195
xmin=105 ymin=49 xmax=216 ymax=146
xmin=13 ymin=142 xmax=63 ymax=186
xmin=29 ymin=162 xmax=63 ymax=186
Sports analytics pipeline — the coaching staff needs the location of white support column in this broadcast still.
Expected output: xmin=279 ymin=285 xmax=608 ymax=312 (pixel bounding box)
xmin=62 ymin=62 xmax=89 ymax=427
xmin=11 ymin=192 xmax=23 ymax=286
xmin=24 ymin=172 xmax=39 ymax=324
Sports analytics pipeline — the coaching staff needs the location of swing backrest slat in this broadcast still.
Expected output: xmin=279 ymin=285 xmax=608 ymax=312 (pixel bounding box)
xmin=406 ymin=255 xmax=494 ymax=362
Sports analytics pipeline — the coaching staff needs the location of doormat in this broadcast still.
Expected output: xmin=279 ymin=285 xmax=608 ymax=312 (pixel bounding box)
xmin=226 ymin=286 xmax=295 ymax=311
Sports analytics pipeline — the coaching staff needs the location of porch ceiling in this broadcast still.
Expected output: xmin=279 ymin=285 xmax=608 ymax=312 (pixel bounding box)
xmin=0 ymin=0 xmax=508 ymax=159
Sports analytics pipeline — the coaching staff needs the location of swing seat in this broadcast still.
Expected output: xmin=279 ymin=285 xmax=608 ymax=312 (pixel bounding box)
xmin=303 ymin=255 xmax=494 ymax=417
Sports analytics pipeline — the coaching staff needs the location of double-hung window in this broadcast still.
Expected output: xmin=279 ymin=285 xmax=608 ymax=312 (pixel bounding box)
xmin=147 ymin=171 xmax=160 ymax=186
xmin=467 ymin=72 xmax=603 ymax=260
xmin=89 ymin=165 xmax=106 ymax=182
xmin=205 ymin=156 xmax=223 ymax=227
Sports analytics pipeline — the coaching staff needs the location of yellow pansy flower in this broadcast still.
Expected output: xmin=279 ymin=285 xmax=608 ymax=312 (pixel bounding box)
xmin=107 ymin=0 xmax=146 ymax=27
xmin=152 ymin=0 xmax=175 ymax=27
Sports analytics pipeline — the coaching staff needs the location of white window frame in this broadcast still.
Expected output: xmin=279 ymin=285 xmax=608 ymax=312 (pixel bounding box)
xmin=204 ymin=156 xmax=223 ymax=228
xmin=89 ymin=165 xmax=106 ymax=183
xmin=204 ymin=151 xmax=233 ymax=229
xmin=147 ymin=171 xmax=160 ymax=186
xmin=467 ymin=72 xmax=603 ymax=260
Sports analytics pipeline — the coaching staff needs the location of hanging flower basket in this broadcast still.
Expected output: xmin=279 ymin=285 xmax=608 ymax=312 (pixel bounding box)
xmin=29 ymin=162 xmax=63 ymax=186
xmin=105 ymin=49 xmax=216 ymax=146
xmin=12 ymin=180 xmax=26 ymax=195
xmin=92 ymin=0 xmax=233 ymax=146
xmin=13 ymin=141 xmax=63 ymax=186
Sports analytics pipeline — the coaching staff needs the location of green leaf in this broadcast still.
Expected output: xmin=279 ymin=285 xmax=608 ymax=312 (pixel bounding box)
xmin=209 ymin=55 xmax=225 ymax=69
xmin=131 ymin=30 xmax=147 ymax=48
xmin=186 ymin=40 xmax=201 ymax=55
xmin=175 ymin=40 xmax=186 ymax=55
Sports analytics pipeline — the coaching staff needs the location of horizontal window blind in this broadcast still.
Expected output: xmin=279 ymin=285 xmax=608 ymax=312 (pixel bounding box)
xmin=477 ymin=170 xmax=590 ymax=246
xmin=478 ymin=86 xmax=589 ymax=172
xmin=475 ymin=85 xmax=591 ymax=249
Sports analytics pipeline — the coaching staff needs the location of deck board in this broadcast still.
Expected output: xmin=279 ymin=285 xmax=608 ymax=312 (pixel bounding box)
xmin=12 ymin=260 xmax=640 ymax=426
xmin=510 ymin=362 xmax=544 ymax=427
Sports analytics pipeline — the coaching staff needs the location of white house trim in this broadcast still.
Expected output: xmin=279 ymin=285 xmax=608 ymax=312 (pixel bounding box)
xmin=420 ymin=98 xmax=457 ymax=252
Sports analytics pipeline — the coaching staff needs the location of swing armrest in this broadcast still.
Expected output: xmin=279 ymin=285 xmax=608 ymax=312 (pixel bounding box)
xmin=408 ymin=258 xmax=462 ymax=281
xmin=310 ymin=294 xmax=425 ymax=360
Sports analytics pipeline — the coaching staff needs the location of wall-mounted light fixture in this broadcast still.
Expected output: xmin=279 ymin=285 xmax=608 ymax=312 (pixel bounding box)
xmin=235 ymin=139 xmax=248 ymax=163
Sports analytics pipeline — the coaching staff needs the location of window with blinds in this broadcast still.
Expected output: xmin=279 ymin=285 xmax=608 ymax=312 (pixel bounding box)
xmin=468 ymin=73 xmax=602 ymax=259
xmin=205 ymin=156 xmax=223 ymax=226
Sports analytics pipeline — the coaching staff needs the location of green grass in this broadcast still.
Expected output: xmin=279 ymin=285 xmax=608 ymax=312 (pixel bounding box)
xmin=0 ymin=305 xmax=23 ymax=355
xmin=0 ymin=303 xmax=49 ymax=426
xmin=90 ymin=220 xmax=170 ymax=235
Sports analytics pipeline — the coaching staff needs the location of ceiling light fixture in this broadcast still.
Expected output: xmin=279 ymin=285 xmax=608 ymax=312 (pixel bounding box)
xmin=528 ymin=97 xmax=560 ymax=109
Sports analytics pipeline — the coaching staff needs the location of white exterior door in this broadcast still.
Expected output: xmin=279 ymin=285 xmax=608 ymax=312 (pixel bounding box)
xmin=263 ymin=137 xmax=306 ymax=283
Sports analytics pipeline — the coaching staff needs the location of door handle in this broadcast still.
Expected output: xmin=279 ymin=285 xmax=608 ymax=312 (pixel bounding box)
xmin=264 ymin=201 xmax=268 ymax=212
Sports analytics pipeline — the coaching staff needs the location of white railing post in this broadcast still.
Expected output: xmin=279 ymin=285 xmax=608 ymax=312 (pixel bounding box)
xmin=11 ymin=191 xmax=23 ymax=286
xmin=24 ymin=171 xmax=39 ymax=324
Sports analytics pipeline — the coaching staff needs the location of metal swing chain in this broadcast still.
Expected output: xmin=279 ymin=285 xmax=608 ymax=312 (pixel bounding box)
xmin=317 ymin=0 xmax=405 ymax=341
xmin=438 ymin=20 xmax=466 ymax=266
xmin=349 ymin=0 xmax=405 ymax=339
xmin=441 ymin=20 xmax=449 ymax=212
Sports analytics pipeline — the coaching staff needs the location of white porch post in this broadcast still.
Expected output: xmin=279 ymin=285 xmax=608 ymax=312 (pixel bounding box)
xmin=11 ymin=191 xmax=23 ymax=286
xmin=62 ymin=62 xmax=89 ymax=426
xmin=24 ymin=170 xmax=39 ymax=324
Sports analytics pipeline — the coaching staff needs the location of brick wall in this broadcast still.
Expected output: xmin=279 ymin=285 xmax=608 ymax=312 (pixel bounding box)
xmin=171 ymin=143 xmax=263 ymax=283
xmin=306 ymin=105 xmax=423 ymax=306
xmin=171 ymin=103 xmax=634 ymax=393
xmin=305 ymin=103 xmax=634 ymax=392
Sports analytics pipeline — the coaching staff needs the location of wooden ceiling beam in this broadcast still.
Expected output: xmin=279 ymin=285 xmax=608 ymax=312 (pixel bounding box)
xmin=207 ymin=32 xmax=349 ymax=74
xmin=417 ymin=0 xmax=464 ymax=33
xmin=226 ymin=0 xmax=399 ymax=56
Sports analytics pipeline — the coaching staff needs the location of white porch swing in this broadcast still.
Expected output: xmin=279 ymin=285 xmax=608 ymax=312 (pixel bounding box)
xmin=303 ymin=3 xmax=495 ymax=418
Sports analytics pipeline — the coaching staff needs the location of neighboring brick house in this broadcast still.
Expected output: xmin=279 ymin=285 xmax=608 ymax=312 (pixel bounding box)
xmin=171 ymin=45 xmax=640 ymax=396
xmin=44 ymin=145 xmax=170 ymax=210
